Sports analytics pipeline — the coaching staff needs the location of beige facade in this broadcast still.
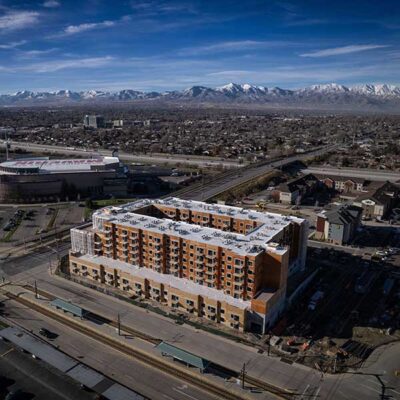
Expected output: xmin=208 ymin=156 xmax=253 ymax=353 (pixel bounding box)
xmin=69 ymin=198 xmax=307 ymax=333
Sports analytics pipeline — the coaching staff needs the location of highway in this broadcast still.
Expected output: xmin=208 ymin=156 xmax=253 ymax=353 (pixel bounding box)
xmin=303 ymin=166 xmax=400 ymax=182
xmin=174 ymin=146 xmax=337 ymax=201
xmin=1 ymin=140 xmax=241 ymax=168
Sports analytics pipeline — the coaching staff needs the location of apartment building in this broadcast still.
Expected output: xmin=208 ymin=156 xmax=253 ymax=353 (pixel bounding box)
xmin=69 ymin=198 xmax=308 ymax=333
xmin=316 ymin=175 xmax=367 ymax=193
xmin=315 ymin=205 xmax=362 ymax=245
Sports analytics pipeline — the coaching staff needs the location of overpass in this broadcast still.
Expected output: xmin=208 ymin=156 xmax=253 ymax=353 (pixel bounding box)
xmin=172 ymin=145 xmax=337 ymax=201
xmin=303 ymin=166 xmax=400 ymax=183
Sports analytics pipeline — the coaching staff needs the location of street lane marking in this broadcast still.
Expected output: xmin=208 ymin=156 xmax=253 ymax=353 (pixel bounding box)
xmin=0 ymin=348 xmax=14 ymax=357
xmin=338 ymin=390 xmax=358 ymax=400
xmin=163 ymin=395 xmax=176 ymax=400
xmin=358 ymin=383 xmax=381 ymax=394
xmin=172 ymin=388 xmax=200 ymax=400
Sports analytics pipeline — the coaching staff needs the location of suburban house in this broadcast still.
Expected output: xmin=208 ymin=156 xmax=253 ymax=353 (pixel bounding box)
xmin=274 ymin=174 xmax=320 ymax=205
xmin=353 ymin=181 xmax=400 ymax=220
xmin=315 ymin=205 xmax=363 ymax=245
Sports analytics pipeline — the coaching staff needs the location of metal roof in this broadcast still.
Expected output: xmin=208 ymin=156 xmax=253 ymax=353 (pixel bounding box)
xmin=156 ymin=342 xmax=210 ymax=370
xmin=0 ymin=327 xmax=77 ymax=372
xmin=0 ymin=156 xmax=120 ymax=173
xmin=51 ymin=298 xmax=86 ymax=318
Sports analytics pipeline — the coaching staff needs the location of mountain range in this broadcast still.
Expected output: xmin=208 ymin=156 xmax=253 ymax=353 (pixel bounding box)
xmin=1 ymin=83 xmax=400 ymax=111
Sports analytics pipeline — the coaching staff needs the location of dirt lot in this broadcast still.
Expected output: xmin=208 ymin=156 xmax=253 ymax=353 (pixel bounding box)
xmin=273 ymin=247 xmax=400 ymax=373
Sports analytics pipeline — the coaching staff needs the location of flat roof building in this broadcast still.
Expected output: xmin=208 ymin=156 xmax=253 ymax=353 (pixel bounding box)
xmin=69 ymin=198 xmax=308 ymax=333
xmin=0 ymin=156 xmax=127 ymax=202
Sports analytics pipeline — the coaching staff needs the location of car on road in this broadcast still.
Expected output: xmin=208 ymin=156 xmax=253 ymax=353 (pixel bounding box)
xmin=39 ymin=328 xmax=58 ymax=340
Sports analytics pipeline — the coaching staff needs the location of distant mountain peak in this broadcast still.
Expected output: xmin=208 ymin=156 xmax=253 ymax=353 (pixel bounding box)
xmin=1 ymin=82 xmax=400 ymax=111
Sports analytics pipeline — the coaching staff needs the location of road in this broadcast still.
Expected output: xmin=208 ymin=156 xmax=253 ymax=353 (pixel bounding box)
xmin=0 ymin=339 xmax=97 ymax=400
xmin=0 ymin=293 xmax=220 ymax=400
xmin=303 ymin=166 xmax=400 ymax=182
xmin=1 ymin=141 xmax=241 ymax=168
xmin=2 ymin=247 xmax=399 ymax=400
xmin=175 ymin=146 xmax=337 ymax=201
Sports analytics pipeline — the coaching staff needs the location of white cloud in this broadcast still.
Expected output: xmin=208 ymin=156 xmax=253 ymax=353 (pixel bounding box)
xmin=23 ymin=56 xmax=114 ymax=72
xmin=0 ymin=11 xmax=40 ymax=31
xmin=63 ymin=20 xmax=116 ymax=35
xmin=0 ymin=40 xmax=27 ymax=49
xmin=17 ymin=48 xmax=57 ymax=58
xmin=43 ymin=0 xmax=60 ymax=7
xmin=300 ymin=44 xmax=389 ymax=58
xmin=179 ymin=40 xmax=291 ymax=55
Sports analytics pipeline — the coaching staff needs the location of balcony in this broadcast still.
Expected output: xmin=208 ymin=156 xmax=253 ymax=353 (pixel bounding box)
xmin=205 ymin=275 xmax=216 ymax=282
xmin=234 ymin=270 xmax=245 ymax=277
xmin=195 ymin=265 xmax=204 ymax=272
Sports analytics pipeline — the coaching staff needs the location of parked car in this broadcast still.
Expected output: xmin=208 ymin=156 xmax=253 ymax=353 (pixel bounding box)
xmin=39 ymin=328 xmax=58 ymax=340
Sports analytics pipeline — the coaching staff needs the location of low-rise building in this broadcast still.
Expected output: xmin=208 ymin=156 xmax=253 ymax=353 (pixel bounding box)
xmin=316 ymin=175 xmax=367 ymax=193
xmin=315 ymin=205 xmax=362 ymax=245
xmin=0 ymin=156 xmax=127 ymax=202
xmin=353 ymin=181 xmax=400 ymax=219
xmin=274 ymin=174 xmax=320 ymax=204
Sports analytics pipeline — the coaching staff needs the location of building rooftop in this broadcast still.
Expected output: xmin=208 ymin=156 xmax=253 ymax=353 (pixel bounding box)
xmin=92 ymin=197 xmax=304 ymax=257
xmin=318 ymin=204 xmax=362 ymax=225
xmin=0 ymin=156 xmax=120 ymax=174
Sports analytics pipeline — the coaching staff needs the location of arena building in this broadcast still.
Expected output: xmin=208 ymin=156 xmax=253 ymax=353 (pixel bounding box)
xmin=0 ymin=156 xmax=127 ymax=202
xmin=69 ymin=198 xmax=308 ymax=333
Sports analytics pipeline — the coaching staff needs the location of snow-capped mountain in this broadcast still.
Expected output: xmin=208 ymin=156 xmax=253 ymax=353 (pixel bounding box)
xmin=1 ymin=83 xmax=400 ymax=110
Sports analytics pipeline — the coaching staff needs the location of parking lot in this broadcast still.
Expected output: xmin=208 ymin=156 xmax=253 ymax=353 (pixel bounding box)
xmin=0 ymin=203 xmax=85 ymax=245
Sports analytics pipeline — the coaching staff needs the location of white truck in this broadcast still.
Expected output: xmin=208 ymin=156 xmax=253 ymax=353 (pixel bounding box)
xmin=308 ymin=290 xmax=324 ymax=311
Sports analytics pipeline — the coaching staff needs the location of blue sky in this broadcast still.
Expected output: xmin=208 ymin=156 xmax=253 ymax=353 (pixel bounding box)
xmin=0 ymin=0 xmax=399 ymax=92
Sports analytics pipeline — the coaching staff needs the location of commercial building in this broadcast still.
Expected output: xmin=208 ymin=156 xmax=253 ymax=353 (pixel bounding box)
xmin=69 ymin=198 xmax=308 ymax=333
xmin=83 ymin=115 xmax=105 ymax=129
xmin=315 ymin=205 xmax=362 ymax=245
xmin=0 ymin=156 xmax=127 ymax=202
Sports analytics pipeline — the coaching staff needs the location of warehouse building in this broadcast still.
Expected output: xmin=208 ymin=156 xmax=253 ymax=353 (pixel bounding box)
xmin=0 ymin=156 xmax=127 ymax=202
xmin=69 ymin=198 xmax=308 ymax=333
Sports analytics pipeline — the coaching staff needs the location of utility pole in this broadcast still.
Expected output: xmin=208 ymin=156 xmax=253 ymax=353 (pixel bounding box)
xmin=241 ymin=362 xmax=246 ymax=389
xmin=34 ymin=280 xmax=38 ymax=299
xmin=5 ymin=131 xmax=9 ymax=161
xmin=333 ymin=355 xmax=338 ymax=374
xmin=117 ymin=313 xmax=121 ymax=336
